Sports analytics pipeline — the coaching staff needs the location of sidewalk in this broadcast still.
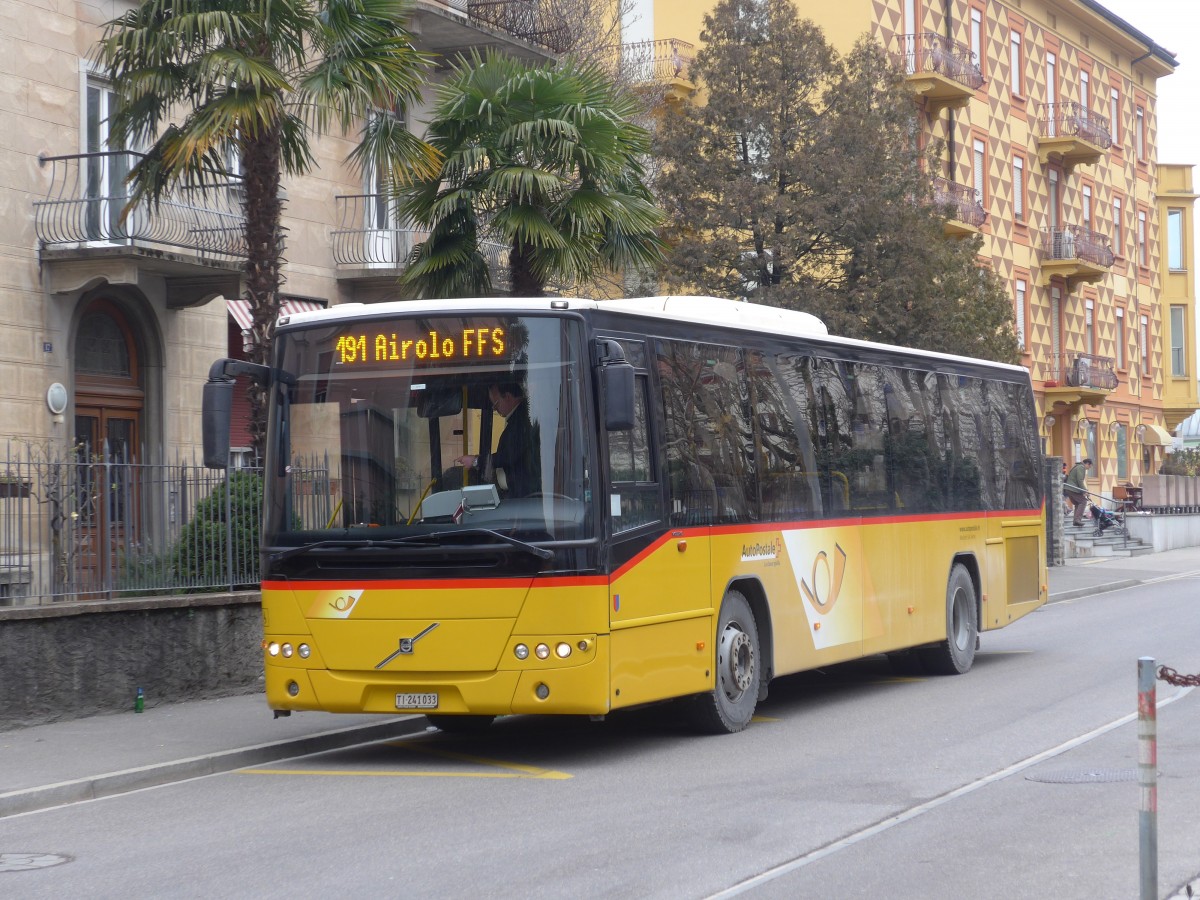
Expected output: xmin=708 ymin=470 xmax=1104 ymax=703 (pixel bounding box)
xmin=2 ymin=549 xmax=1199 ymax=892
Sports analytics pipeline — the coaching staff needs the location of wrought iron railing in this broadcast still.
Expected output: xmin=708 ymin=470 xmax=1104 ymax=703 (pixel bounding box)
xmin=0 ymin=442 xmax=261 ymax=606
xmin=1042 ymin=224 xmax=1115 ymax=267
xmin=1040 ymin=352 xmax=1118 ymax=390
xmin=894 ymin=33 xmax=984 ymax=90
xmin=1038 ymin=101 xmax=1113 ymax=149
xmin=468 ymin=0 xmax=570 ymax=53
xmin=932 ymin=176 xmax=987 ymax=227
xmin=331 ymin=193 xmax=511 ymax=289
xmin=620 ymin=38 xmax=694 ymax=83
xmin=34 ymin=151 xmax=247 ymax=259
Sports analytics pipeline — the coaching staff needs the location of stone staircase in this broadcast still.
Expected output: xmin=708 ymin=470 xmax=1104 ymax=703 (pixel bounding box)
xmin=1063 ymin=518 xmax=1154 ymax=558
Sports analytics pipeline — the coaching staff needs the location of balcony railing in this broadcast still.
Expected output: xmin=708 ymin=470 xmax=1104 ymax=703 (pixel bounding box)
xmin=620 ymin=38 xmax=694 ymax=84
xmin=1041 ymin=352 xmax=1118 ymax=391
xmin=1042 ymin=225 xmax=1115 ymax=268
xmin=34 ymin=151 xmax=246 ymax=260
xmin=932 ymin=177 xmax=987 ymax=228
xmin=332 ymin=193 xmax=511 ymax=289
xmin=895 ymin=33 xmax=984 ymax=91
xmin=468 ymin=1 xmax=570 ymax=54
xmin=1038 ymin=102 xmax=1113 ymax=149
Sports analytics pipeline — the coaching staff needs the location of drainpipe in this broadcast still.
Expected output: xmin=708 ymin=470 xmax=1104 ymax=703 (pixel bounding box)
xmin=945 ymin=0 xmax=955 ymax=180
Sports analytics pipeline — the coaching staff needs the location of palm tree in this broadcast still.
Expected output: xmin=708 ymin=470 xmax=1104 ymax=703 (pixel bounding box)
xmin=93 ymin=0 xmax=440 ymax=455
xmin=400 ymin=51 xmax=665 ymax=298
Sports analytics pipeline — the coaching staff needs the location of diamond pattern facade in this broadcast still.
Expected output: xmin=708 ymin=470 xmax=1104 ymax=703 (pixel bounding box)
xmin=862 ymin=0 xmax=1177 ymax=489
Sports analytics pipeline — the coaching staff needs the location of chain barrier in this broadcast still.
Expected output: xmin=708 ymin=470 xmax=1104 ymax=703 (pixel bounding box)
xmin=1157 ymin=665 xmax=1200 ymax=687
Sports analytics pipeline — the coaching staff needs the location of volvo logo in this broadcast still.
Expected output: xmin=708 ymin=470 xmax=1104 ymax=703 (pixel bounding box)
xmin=374 ymin=623 xmax=439 ymax=669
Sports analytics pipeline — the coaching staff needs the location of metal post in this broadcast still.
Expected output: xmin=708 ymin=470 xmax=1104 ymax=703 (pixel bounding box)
xmin=1138 ymin=656 xmax=1158 ymax=900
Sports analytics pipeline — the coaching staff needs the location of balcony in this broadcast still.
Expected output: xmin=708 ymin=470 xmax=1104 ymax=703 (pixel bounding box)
xmin=1041 ymin=352 xmax=1118 ymax=407
xmin=932 ymin=177 xmax=987 ymax=236
xmin=1037 ymin=102 xmax=1112 ymax=172
xmin=895 ymin=33 xmax=983 ymax=113
xmin=33 ymin=151 xmax=245 ymax=307
xmin=331 ymin=193 xmax=510 ymax=293
xmin=620 ymin=38 xmax=696 ymax=102
xmin=406 ymin=1 xmax=556 ymax=62
xmin=1039 ymin=225 xmax=1114 ymax=289
xmin=466 ymin=1 xmax=570 ymax=55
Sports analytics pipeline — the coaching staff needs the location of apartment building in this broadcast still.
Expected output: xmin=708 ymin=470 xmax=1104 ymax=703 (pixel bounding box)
xmin=0 ymin=2 xmax=557 ymax=600
xmin=629 ymin=0 xmax=1189 ymax=495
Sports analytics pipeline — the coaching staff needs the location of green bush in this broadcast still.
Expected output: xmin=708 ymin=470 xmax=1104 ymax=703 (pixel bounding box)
xmin=173 ymin=471 xmax=262 ymax=589
xmin=1160 ymin=448 xmax=1200 ymax=476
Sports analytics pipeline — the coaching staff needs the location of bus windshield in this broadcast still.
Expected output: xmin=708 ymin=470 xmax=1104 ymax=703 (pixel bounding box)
xmin=263 ymin=314 xmax=591 ymax=559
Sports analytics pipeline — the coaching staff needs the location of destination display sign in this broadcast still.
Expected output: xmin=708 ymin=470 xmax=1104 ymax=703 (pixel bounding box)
xmin=333 ymin=321 xmax=511 ymax=368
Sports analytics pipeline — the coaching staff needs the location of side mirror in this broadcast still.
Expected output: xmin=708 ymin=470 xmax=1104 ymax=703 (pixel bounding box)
xmin=202 ymin=378 xmax=235 ymax=469
xmin=595 ymin=340 xmax=635 ymax=431
xmin=202 ymin=358 xmax=273 ymax=469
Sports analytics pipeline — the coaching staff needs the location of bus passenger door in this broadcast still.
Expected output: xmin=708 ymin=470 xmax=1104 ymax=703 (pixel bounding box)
xmin=605 ymin=354 xmax=712 ymax=708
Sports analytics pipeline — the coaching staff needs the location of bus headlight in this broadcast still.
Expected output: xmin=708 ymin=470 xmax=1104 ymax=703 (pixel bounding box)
xmin=514 ymin=643 xmax=529 ymax=660
xmin=267 ymin=642 xmax=280 ymax=657
xmin=298 ymin=644 xmax=311 ymax=659
xmin=281 ymin=643 xmax=294 ymax=658
xmin=535 ymin=643 xmax=551 ymax=660
xmin=555 ymin=642 xmax=572 ymax=659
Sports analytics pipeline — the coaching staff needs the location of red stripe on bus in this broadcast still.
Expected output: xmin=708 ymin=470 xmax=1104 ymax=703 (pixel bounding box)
xmin=261 ymin=575 xmax=608 ymax=592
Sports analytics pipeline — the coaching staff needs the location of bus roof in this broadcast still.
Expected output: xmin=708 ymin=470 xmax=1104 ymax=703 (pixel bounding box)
xmin=276 ymin=295 xmax=1027 ymax=375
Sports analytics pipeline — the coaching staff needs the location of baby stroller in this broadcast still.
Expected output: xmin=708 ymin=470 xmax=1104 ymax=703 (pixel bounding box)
xmin=1089 ymin=502 xmax=1122 ymax=536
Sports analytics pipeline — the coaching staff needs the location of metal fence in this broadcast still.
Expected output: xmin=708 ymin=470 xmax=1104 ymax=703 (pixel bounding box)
xmin=0 ymin=442 xmax=261 ymax=606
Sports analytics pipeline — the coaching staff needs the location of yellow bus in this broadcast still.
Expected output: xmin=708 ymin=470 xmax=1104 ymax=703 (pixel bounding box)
xmin=203 ymin=296 xmax=1047 ymax=734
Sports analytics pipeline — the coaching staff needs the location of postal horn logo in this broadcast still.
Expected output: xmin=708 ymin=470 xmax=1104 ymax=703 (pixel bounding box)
xmin=800 ymin=543 xmax=847 ymax=614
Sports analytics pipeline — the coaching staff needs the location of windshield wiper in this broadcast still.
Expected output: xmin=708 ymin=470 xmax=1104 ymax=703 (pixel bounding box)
xmin=268 ymin=528 xmax=553 ymax=564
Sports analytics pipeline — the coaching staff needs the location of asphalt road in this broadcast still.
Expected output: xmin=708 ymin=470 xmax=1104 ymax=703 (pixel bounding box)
xmin=2 ymin=577 xmax=1198 ymax=900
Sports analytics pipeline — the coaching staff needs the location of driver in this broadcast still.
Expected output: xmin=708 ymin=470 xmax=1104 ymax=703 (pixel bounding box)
xmin=456 ymin=382 xmax=539 ymax=497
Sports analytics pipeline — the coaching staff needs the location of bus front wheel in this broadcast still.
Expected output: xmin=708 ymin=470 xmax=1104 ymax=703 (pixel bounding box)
xmin=921 ymin=564 xmax=978 ymax=675
xmin=692 ymin=589 xmax=760 ymax=734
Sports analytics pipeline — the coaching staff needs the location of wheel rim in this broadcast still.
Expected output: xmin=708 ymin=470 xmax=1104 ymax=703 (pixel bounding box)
xmin=717 ymin=620 xmax=755 ymax=701
xmin=950 ymin=585 xmax=971 ymax=651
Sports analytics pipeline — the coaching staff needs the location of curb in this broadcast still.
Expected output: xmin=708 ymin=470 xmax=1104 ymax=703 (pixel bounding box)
xmin=1048 ymin=578 xmax=1142 ymax=604
xmin=0 ymin=715 xmax=429 ymax=820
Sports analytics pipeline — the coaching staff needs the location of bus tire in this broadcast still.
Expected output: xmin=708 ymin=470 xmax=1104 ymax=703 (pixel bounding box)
xmin=691 ymin=589 xmax=760 ymax=734
xmin=426 ymin=714 xmax=495 ymax=733
xmin=921 ymin=564 xmax=977 ymax=675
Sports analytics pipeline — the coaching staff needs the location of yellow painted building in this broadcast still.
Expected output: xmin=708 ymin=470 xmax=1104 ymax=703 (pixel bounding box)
xmin=1157 ymin=163 xmax=1199 ymax=434
xmin=627 ymin=0 xmax=1188 ymax=494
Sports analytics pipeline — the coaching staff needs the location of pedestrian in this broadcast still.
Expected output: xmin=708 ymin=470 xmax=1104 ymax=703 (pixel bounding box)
xmin=1063 ymin=458 xmax=1092 ymax=526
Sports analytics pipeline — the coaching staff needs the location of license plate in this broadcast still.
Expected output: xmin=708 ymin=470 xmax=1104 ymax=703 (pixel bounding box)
xmin=396 ymin=692 xmax=438 ymax=710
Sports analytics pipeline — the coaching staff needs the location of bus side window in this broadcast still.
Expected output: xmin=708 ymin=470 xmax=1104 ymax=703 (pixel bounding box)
xmin=607 ymin=374 xmax=661 ymax=533
xmin=753 ymin=352 xmax=821 ymax=520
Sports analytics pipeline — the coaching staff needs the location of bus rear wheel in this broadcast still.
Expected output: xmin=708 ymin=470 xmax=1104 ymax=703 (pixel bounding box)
xmin=920 ymin=564 xmax=977 ymax=675
xmin=691 ymin=589 xmax=760 ymax=734
xmin=426 ymin=714 xmax=495 ymax=733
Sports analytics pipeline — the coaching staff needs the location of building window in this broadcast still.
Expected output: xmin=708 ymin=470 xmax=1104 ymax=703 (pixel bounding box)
xmin=1138 ymin=210 xmax=1148 ymax=266
xmin=1048 ymin=169 xmax=1060 ymax=228
xmin=1085 ymin=299 xmax=1095 ymax=355
xmin=1015 ymin=279 xmax=1027 ymax=350
xmin=1141 ymin=314 xmax=1150 ymax=372
xmin=1082 ymin=184 xmax=1092 ymax=231
xmin=1110 ymin=87 xmax=1121 ymax=144
xmin=970 ymin=7 xmax=983 ymax=70
xmin=1113 ymin=196 xmax=1123 ymax=254
xmin=1116 ymin=307 xmax=1125 ymax=370
xmin=1168 ymin=208 xmax=1185 ymax=271
xmin=1116 ymin=424 xmax=1128 ymax=481
xmin=1012 ymin=156 xmax=1025 ymax=221
xmin=1085 ymin=420 xmax=1098 ymax=468
xmin=1080 ymin=71 xmax=1090 ymax=115
xmin=973 ymin=138 xmax=987 ymax=206
xmin=1171 ymin=305 xmax=1187 ymax=377
xmin=1010 ymin=31 xmax=1023 ymax=96
xmin=1136 ymin=105 xmax=1146 ymax=159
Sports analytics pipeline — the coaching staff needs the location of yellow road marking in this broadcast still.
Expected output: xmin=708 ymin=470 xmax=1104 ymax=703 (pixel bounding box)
xmin=241 ymin=739 xmax=571 ymax=780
